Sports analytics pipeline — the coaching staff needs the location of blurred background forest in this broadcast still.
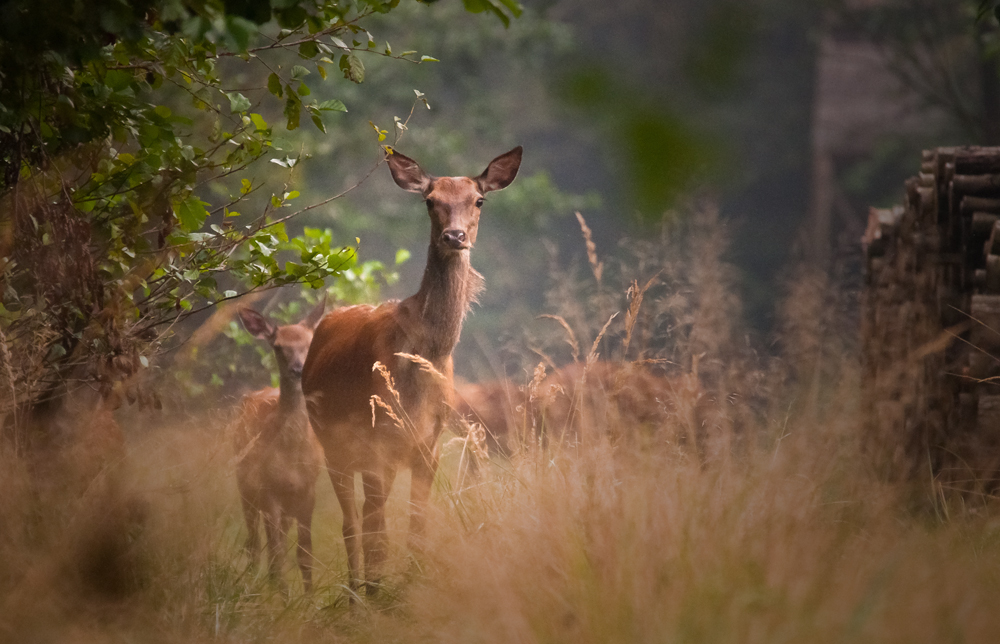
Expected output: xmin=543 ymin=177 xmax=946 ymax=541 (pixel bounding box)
xmin=240 ymin=0 xmax=988 ymax=386
xmin=3 ymin=0 xmax=992 ymax=400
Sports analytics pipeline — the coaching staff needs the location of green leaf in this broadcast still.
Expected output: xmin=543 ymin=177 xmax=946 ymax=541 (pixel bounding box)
xmin=105 ymin=70 xmax=133 ymax=92
xmin=420 ymin=55 xmax=439 ymax=63
xmin=395 ymin=248 xmax=411 ymax=264
xmin=267 ymin=73 xmax=283 ymax=98
xmin=274 ymin=5 xmax=308 ymax=28
xmin=339 ymin=54 xmax=365 ymax=83
xmin=250 ymin=113 xmax=269 ymax=131
xmin=369 ymin=121 xmax=388 ymax=142
xmin=240 ymin=179 xmax=253 ymax=195
xmin=497 ymin=0 xmax=523 ymax=18
xmin=177 ymin=196 xmax=209 ymax=232
xmin=226 ymin=92 xmax=252 ymax=113
xmin=488 ymin=5 xmax=511 ymax=27
xmin=310 ymin=113 xmax=326 ymax=133
xmin=284 ymin=95 xmax=301 ymax=130
xmin=225 ymin=16 xmax=256 ymax=51
xmin=271 ymin=221 xmax=289 ymax=242
xmin=291 ymin=65 xmax=311 ymax=80
xmin=317 ymin=99 xmax=347 ymax=112
xmin=298 ymin=41 xmax=319 ymax=59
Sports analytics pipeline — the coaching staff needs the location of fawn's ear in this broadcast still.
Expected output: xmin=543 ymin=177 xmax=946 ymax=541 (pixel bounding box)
xmin=238 ymin=308 xmax=276 ymax=343
xmin=387 ymin=149 xmax=433 ymax=195
xmin=476 ymin=146 xmax=522 ymax=194
xmin=301 ymin=293 xmax=327 ymax=330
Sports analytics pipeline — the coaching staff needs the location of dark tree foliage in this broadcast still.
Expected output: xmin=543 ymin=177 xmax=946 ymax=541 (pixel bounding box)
xmin=0 ymin=0 xmax=519 ymax=424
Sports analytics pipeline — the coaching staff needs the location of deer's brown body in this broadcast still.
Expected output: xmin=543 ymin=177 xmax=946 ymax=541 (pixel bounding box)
xmin=455 ymin=361 xmax=710 ymax=455
xmin=233 ymin=299 xmax=325 ymax=592
xmin=535 ymin=361 xmax=709 ymax=449
xmin=302 ymin=147 xmax=522 ymax=593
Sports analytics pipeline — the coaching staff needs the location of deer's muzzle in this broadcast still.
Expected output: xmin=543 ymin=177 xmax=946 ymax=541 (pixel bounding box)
xmin=441 ymin=229 xmax=468 ymax=250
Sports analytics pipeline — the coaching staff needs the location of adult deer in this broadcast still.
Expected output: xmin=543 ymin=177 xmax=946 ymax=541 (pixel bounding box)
xmin=455 ymin=360 xmax=710 ymax=456
xmin=302 ymin=146 xmax=522 ymax=594
xmin=233 ymin=297 xmax=326 ymax=593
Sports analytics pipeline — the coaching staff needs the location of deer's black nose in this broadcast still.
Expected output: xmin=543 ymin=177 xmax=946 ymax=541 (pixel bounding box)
xmin=442 ymin=229 xmax=467 ymax=249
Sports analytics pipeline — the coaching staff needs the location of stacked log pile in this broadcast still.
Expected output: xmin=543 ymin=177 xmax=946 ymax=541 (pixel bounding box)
xmin=862 ymin=147 xmax=1000 ymax=485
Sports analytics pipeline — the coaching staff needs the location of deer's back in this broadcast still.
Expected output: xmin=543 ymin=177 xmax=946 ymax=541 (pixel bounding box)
xmin=536 ymin=361 xmax=710 ymax=441
xmin=303 ymin=303 xmax=401 ymax=415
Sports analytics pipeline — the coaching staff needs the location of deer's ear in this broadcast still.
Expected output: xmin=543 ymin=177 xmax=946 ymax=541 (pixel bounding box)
xmin=387 ymin=149 xmax=433 ymax=195
xmin=238 ymin=308 xmax=276 ymax=342
xmin=302 ymin=293 xmax=327 ymax=330
xmin=476 ymin=146 xmax=522 ymax=194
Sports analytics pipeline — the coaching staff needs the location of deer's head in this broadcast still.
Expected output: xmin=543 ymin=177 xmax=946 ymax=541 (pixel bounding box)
xmin=387 ymin=146 xmax=522 ymax=255
xmin=238 ymin=296 xmax=326 ymax=382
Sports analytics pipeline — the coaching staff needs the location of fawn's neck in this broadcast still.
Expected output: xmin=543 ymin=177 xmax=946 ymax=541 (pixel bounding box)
xmin=277 ymin=377 xmax=309 ymax=431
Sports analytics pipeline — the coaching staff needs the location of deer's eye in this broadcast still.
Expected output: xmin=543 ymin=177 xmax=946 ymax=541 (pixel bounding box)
xmin=475 ymin=197 xmax=484 ymax=208
xmin=425 ymin=198 xmax=435 ymax=209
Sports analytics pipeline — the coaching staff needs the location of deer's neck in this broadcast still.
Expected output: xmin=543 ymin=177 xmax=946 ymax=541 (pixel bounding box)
xmin=408 ymin=245 xmax=484 ymax=360
xmin=277 ymin=378 xmax=309 ymax=426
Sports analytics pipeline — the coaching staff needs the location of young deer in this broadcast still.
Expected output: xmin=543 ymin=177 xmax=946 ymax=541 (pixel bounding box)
xmin=302 ymin=147 xmax=522 ymax=594
xmin=233 ymin=298 xmax=326 ymax=593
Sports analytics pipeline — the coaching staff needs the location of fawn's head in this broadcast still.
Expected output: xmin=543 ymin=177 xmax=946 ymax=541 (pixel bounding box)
xmin=387 ymin=146 xmax=522 ymax=255
xmin=238 ymin=296 xmax=326 ymax=381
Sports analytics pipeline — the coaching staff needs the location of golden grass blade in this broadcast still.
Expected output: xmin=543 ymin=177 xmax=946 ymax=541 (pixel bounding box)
xmin=575 ymin=211 xmax=603 ymax=285
xmin=587 ymin=311 xmax=618 ymax=366
xmin=395 ymin=352 xmax=449 ymax=386
xmin=538 ymin=314 xmax=581 ymax=363
xmin=527 ymin=361 xmax=547 ymax=403
xmin=371 ymin=360 xmax=401 ymax=405
xmin=370 ymin=394 xmax=404 ymax=430
xmin=623 ymin=272 xmax=661 ymax=359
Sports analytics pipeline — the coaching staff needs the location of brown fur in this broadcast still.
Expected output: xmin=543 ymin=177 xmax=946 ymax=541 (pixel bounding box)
xmin=232 ymin=299 xmax=325 ymax=593
xmin=454 ymin=378 xmax=524 ymax=457
xmin=536 ymin=361 xmax=709 ymax=452
xmin=302 ymin=147 xmax=522 ymax=593
xmin=455 ymin=361 xmax=710 ymax=455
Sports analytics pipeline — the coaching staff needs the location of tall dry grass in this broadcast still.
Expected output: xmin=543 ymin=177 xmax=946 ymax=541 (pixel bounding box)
xmin=1 ymin=204 xmax=999 ymax=643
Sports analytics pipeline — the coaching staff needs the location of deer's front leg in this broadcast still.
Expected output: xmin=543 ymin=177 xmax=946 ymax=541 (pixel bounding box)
xmin=407 ymin=440 xmax=439 ymax=551
xmin=361 ymin=466 xmax=397 ymax=593
xmin=329 ymin=467 xmax=361 ymax=597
